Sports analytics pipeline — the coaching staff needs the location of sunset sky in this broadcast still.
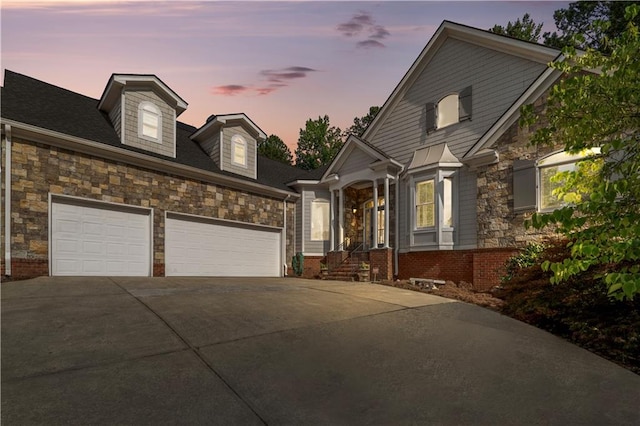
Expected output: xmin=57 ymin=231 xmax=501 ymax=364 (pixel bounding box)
xmin=1 ymin=1 xmax=569 ymax=151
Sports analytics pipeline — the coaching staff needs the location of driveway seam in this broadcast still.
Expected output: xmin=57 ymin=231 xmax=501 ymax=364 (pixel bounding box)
xmin=1 ymin=348 xmax=193 ymax=384
xmin=196 ymin=305 xmax=411 ymax=350
xmin=305 ymin=284 xmax=447 ymax=309
xmin=106 ymin=278 xmax=269 ymax=425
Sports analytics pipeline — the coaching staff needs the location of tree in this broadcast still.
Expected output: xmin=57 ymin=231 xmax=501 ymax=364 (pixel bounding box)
xmin=258 ymin=134 xmax=293 ymax=165
xmin=295 ymin=115 xmax=343 ymax=170
xmin=543 ymin=1 xmax=640 ymax=52
xmin=489 ymin=13 xmax=544 ymax=43
xmin=344 ymin=106 xmax=380 ymax=137
xmin=521 ymin=5 xmax=640 ymax=300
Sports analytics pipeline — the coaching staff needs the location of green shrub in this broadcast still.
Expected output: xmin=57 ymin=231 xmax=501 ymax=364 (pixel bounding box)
xmin=497 ymin=238 xmax=640 ymax=374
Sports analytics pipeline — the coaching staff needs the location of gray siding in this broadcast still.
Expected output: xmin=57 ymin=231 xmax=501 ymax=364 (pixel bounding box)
xmin=369 ymin=38 xmax=545 ymax=251
xmin=295 ymin=196 xmax=303 ymax=254
xmin=302 ymin=188 xmax=330 ymax=255
xmin=198 ymin=131 xmax=221 ymax=166
xmin=369 ymin=38 xmax=546 ymax=163
xmin=457 ymin=167 xmax=477 ymax=248
xmin=222 ymin=125 xmax=257 ymax=179
xmin=123 ymin=90 xmax=175 ymax=157
xmin=337 ymin=148 xmax=374 ymax=176
xmin=109 ymin=95 xmax=122 ymax=140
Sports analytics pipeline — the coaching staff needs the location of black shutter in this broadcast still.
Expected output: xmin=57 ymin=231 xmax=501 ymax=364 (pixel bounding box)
xmin=459 ymin=86 xmax=472 ymax=121
xmin=513 ymin=159 xmax=536 ymax=211
xmin=425 ymin=102 xmax=436 ymax=132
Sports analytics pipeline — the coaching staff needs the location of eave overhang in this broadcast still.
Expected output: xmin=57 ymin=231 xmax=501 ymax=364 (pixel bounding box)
xmin=191 ymin=113 xmax=267 ymax=142
xmin=98 ymin=74 xmax=188 ymax=116
xmin=2 ymin=118 xmax=298 ymax=200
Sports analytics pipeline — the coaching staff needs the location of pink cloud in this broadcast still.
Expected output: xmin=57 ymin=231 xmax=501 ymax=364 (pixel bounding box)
xmin=211 ymin=84 xmax=249 ymax=96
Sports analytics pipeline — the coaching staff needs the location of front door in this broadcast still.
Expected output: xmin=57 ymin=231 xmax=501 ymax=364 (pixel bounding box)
xmin=363 ymin=198 xmax=384 ymax=249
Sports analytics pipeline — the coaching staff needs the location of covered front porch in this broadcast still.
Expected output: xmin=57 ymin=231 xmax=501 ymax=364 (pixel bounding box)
xmin=321 ymin=135 xmax=403 ymax=281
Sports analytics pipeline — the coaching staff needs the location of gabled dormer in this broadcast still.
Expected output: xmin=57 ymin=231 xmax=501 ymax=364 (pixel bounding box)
xmin=190 ymin=113 xmax=266 ymax=180
xmin=98 ymin=74 xmax=188 ymax=158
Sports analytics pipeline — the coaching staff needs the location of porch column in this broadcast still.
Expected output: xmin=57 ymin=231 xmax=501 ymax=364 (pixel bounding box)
xmin=384 ymin=176 xmax=390 ymax=248
xmin=338 ymin=187 xmax=344 ymax=249
xmin=330 ymin=189 xmax=336 ymax=251
xmin=372 ymin=180 xmax=378 ymax=248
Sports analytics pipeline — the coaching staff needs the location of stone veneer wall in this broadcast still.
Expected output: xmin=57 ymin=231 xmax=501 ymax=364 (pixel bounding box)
xmin=475 ymin=94 xmax=557 ymax=249
xmin=1 ymin=138 xmax=294 ymax=278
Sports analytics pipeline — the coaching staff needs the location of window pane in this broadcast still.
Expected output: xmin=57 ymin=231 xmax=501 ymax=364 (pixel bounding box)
xmin=233 ymin=141 xmax=246 ymax=165
xmin=417 ymin=205 xmax=434 ymax=228
xmin=142 ymin=112 xmax=159 ymax=139
xmin=416 ymin=180 xmax=434 ymax=204
xmin=540 ymin=163 xmax=576 ymax=210
xmin=443 ymin=177 xmax=453 ymax=227
xmin=311 ymin=200 xmax=329 ymax=241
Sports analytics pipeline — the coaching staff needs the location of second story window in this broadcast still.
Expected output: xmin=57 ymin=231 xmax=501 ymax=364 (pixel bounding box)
xmin=138 ymin=101 xmax=162 ymax=142
xmin=231 ymin=134 xmax=247 ymax=166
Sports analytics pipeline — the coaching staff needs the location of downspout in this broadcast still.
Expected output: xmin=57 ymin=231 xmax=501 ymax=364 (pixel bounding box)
xmin=394 ymin=174 xmax=399 ymax=279
xmin=283 ymin=194 xmax=290 ymax=276
xmin=4 ymin=124 xmax=12 ymax=276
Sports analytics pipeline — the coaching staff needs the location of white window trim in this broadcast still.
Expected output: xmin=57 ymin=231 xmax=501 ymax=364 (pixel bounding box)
xmin=310 ymin=198 xmax=330 ymax=241
xmin=231 ymin=134 xmax=247 ymax=167
xmin=410 ymin=170 xmax=457 ymax=231
xmin=414 ymin=177 xmax=436 ymax=230
xmin=138 ymin=101 xmax=162 ymax=143
xmin=536 ymin=148 xmax=600 ymax=212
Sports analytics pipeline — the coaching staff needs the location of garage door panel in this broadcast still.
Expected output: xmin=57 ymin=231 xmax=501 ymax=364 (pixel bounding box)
xmin=52 ymin=200 xmax=151 ymax=276
xmin=166 ymin=216 xmax=280 ymax=277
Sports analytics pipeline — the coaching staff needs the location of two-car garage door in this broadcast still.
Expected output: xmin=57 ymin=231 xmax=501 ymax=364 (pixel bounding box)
xmin=165 ymin=213 xmax=281 ymax=277
xmin=51 ymin=198 xmax=282 ymax=277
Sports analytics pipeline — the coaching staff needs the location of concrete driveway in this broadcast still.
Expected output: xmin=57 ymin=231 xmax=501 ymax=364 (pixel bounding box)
xmin=2 ymin=277 xmax=639 ymax=425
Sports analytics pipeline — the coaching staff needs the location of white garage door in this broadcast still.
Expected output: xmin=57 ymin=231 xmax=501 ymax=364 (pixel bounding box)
xmin=51 ymin=198 xmax=152 ymax=276
xmin=165 ymin=214 xmax=281 ymax=277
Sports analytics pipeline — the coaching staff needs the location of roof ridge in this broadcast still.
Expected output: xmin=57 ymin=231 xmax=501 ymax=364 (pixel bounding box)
xmin=4 ymin=69 xmax=101 ymax=103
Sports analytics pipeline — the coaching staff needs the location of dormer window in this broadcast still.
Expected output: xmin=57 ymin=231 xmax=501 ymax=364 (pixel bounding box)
xmin=231 ymin=134 xmax=247 ymax=167
xmin=138 ymin=101 xmax=162 ymax=142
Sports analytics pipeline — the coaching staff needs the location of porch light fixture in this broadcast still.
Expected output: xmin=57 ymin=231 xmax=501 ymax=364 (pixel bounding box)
xmin=352 ymin=205 xmax=357 ymax=214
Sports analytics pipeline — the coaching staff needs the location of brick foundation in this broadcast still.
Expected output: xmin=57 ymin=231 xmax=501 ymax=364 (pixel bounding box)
xmin=369 ymin=248 xmax=393 ymax=281
xmin=398 ymin=248 xmax=517 ymax=291
xmin=3 ymin=259 xmax=49 ymax=280
xmin=153 ymin=263 xmax=165 ymax=277
xmin=301 ymin=255 xmax=324 ymax=279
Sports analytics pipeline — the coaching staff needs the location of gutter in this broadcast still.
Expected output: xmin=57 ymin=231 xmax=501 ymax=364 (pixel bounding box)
xmin=394 ymin=172 xmax=399 ymax=279
xmin=1 ymin=119 xmax=299 ymax=200
xmin=283 ymin=194 xmax=290 ymax=277
xmin=3 ymin=124 xmax=11 ymax=276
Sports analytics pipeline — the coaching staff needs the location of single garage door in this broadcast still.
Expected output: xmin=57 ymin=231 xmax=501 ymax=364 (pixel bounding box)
xmin=51 ymin=197 xmax=152 ymax=276
xmin=165 ymin=213 xmax=281 ymax=277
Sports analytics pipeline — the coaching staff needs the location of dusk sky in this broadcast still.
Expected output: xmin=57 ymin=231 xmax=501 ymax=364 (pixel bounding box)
xmin=1 ymin=1 xmax=569 ymax=151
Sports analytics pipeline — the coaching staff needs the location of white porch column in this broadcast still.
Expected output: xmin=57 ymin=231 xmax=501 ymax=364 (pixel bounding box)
xmin=372 ymin=180 xmax=378 ymax=248
xmin=330 ymin=189 xmax=336 ymax=251
xmin=384 ymin=176 xmax=390 ymax=248
xmin=338 ymin=187 xmax=344 ymax=249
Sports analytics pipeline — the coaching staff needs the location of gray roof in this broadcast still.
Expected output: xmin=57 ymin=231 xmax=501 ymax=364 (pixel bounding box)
xmin=1 ymin=70 xmax=312 ymax=192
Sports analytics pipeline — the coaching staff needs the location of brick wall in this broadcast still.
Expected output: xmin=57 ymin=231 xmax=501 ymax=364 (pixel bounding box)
xmin=1 ymin=138 xmax=293 ymax=279
xmin=398 ymin=248 xmax=518 ymax=291
xmin=369 ymin=248 xmax=393 ymax=281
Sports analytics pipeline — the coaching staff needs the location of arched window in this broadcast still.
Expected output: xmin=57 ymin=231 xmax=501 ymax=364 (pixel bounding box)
xmin=138 ymin=101 xmax=162 ymax=141
xmin=231 ymin=134 xmax=247 ymax=166
xmin=436 ymin=94 xmax=459 ymax=129
xmin=538 ymin=148 xmax=600 ymax=210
